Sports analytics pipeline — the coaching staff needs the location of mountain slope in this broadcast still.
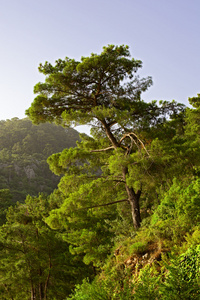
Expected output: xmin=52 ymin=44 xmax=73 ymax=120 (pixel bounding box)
xmin=0 ymin=118 xmax=81 ymax=202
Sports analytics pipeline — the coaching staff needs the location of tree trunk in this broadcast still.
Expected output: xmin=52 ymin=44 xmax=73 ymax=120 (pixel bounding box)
xmin=126 ymin=185 xmax=141 ymax=229
xmin=31 ymin=286 xmax=36 ymax=300
xmin=101 ymin=119 xmax=119 ymax=148
xmin=39 ymin=280 xmax=44 ymax=300
xmin=122 ymin=167 xmax=141 ymax=229
xmin=101 ymin=120 xmax=142 ymax=229
xmin=44 ymin=245 xmax=52 ymax=300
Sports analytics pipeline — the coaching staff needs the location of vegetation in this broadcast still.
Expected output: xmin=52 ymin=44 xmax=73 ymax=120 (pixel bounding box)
xmin=0 ymin=118 xmax=80 ymax=202
xmin=0 ymin=45 xmax=199 ymax=299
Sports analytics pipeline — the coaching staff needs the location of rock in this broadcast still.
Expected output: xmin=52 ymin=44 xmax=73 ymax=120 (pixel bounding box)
xmin=24 ymin=165 xmax=36 ymax=179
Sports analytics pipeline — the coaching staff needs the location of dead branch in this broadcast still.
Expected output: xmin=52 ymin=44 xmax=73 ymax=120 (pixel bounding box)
xmin=119 ymin=132 xmax=150 ymax=156
xmin=90 ymin=146 xmax=115 ymax=152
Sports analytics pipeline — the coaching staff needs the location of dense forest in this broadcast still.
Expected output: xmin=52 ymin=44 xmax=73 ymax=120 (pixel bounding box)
xmin=0 ymin=118 xmax=80 ymax=202
xmin=0 ymin=45 xmax=199 ymax=299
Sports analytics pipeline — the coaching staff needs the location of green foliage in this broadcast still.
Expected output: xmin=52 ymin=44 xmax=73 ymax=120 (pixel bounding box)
xmin=160 ymin=246 xmax=200 ymax=299
xmin=46 ymin=177 xmax=118 ymax=267
xmin=186 ymin=93 xmax=200 ymax=138
xmin=26 ymin=43 xmax=187 ymax=234
xmin=150 ymin=178 xmax=200 ymax=244
xmin=0 ymin=118 xmax=80 ymax=202
xmin=26 ymin=45 xmax=152 ymax=126
xmin=132 ymin=265 xmax=161 ymax=300
xmin=0 ymin=194 xmax=91 ymax=299
xmin=67 ymin=278 xmax=110 ymax=300
xmin=129 ymin=241 xmax=148 ymax=255
xmin=67 ymin=270 xmax=137 ymax=300
xmin=13 ymin=45 xmax=200 ymax=298
xmin=69 ymin=246 xmax=199 ymax=300
xmin=184 ymin=227 xmax=200 ymax=249
xmin=0 ymin=189 xmax=12 ymax=225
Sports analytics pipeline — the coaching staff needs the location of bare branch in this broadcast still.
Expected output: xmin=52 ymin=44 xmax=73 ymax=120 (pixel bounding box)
xmin=129 ymin=132 xmax=150 ymax=156
xmin=119 ymin=132 xmax=150 ymax=156
xmin=90 ymin=146 xmax=114 ymax=152
xmin=119 ymin=134 xmax=128 ymax=144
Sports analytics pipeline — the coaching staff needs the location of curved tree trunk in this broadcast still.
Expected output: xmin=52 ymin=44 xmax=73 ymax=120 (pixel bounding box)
xmin=102 ymin=120 xmax=142 ymax=229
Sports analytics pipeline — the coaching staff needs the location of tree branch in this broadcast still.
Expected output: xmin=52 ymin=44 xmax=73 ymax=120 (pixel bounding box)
xmin=90 ymin=146 xmax=114 ymax=152
xmin=119 ymin=132 xmax=150 ymax=156
xmin=77 ymin=199 xmax=128 ymax=210
xmin=108 ymin=121 xmax=117 ymax=128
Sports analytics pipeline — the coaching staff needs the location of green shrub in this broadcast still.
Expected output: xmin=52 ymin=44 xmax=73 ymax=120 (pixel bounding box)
xmin=133 ymin=265 xmax=161 ymax=300
xmin=150 ymin=179 xmax=200 ymax=244
xmin=160 ymin=246 xmax=200 ymax=300
xmin=129 ymin=241 xmax=148 ymax=255
xmin=66 ymin=278 xmax=110 ymax=300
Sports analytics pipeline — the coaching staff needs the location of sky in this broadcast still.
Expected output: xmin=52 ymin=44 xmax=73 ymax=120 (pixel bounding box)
xmin=0 ymin=0 xmax=200 ymax=134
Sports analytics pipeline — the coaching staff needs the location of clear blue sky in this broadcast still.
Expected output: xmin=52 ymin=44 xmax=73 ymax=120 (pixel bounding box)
xmin=0 ymin=0 xmax=200 ymax=133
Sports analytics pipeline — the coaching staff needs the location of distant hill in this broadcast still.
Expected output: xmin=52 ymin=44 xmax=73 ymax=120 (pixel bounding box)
xmin=0 ymin=118 xmax=81 ymax=202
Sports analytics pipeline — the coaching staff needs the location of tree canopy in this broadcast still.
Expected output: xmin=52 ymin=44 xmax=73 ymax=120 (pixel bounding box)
xmin=26 ymin=45 xmax=153 ymax=126
xmin=26 ymin=45 xmax=185 ymax=229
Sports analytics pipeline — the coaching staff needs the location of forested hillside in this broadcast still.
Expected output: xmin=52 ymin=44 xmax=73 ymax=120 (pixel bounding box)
xmin=0 ymin=118 xmax=80 ymax=201
xmin=0 ymin=45 xmax=199 ymax=299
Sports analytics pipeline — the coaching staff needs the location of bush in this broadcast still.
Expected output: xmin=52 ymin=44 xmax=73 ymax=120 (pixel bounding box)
xmin=160 ymin=246 xmax=200 ymax=299
xmin=66 ymin=278 xmax=110 ymax=300
xmin=129 ymin=241 xmax=148 ymax=255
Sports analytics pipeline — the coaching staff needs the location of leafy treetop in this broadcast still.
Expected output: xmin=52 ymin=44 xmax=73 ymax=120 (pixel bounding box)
xmin=26 ymin=44 xmax=153 ymax=128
